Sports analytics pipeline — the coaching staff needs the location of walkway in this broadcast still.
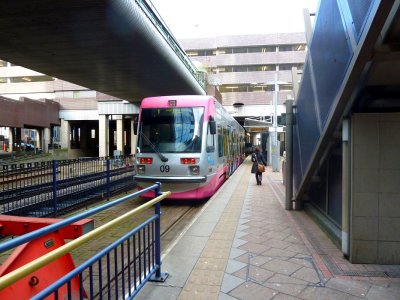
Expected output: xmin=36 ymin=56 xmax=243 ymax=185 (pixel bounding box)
xmin=137 ymin=158 xmax=400 ymax=300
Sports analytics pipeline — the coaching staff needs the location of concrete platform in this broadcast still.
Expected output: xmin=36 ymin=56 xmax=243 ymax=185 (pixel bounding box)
xmin=136 ymin=157 xmax=400 ymax=300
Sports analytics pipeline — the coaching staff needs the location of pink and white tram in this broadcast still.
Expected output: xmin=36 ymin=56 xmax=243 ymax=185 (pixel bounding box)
xmin=134 ymin=95 xmax=245 ymax=199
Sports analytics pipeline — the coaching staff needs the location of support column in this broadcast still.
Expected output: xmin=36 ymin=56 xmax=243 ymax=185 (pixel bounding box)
xmin=99 ymin=114 xmax=109 ymax=157
xmin=272 ymin=73 xmax=280 ymax=172
xmin=341 ymin=119 xmax=350 ymax=257
xmin=16 ymin=128 xmax=22 ymax=151
xmin=8 ymin=127 xmax=14 ymax=152
xmin=60 ymin=119 xmax=71 ymax=150
xmin=43 ymin=127 xmax=51 ymax=153
xmin=285 ymin=99 xmax=294 ymax=211
xmin=131 ymin=119 xmax=137 ymax=156
xmin=116 ymin=115 xmax=124 ymax=155
xmin=36 ymin=129 xmax=42 ymax=151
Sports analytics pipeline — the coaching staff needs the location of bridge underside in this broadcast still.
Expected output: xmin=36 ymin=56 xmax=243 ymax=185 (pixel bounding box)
xmin=0 ymin=0 xmax=204 ymax=102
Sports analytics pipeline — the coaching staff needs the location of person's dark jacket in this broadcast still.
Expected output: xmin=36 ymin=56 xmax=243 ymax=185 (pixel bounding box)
xmin=251 ymin=152 xmax=267 ymax=173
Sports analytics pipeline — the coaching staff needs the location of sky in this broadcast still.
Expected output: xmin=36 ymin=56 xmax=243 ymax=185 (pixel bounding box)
xmin=150 ymin=0 xmax=319 ymax=39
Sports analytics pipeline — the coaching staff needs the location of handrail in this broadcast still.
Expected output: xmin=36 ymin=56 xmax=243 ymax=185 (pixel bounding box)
xmin=136 ymin=0 xmax=205 ymax=89
xmin=0 ymin=189 xmax=171 ymax=290
xmin=0 ymin=183 xmax=157 ymax=253
xmin=32 ymin=215 xmax=158 ymax=300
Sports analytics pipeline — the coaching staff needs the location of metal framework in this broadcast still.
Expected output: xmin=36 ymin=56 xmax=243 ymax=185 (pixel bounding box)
xmin=0 ymin=183 xmax=171 ymax=299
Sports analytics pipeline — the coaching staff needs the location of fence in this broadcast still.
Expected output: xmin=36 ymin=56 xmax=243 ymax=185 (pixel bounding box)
xmin=0 ymin=183 xmax=171 ymax=299
xmin=0 ymin=156 xmax=135 ymax=217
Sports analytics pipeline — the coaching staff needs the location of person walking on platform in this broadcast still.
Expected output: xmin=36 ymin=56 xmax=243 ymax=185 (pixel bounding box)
xmin=251 ymin=147 xmax=267 ymax=185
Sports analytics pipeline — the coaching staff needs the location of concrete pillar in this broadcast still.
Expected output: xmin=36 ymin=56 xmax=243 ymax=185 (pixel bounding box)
xmin=60 ymin=119 xmax=71 ymax=150
xmin=131 ymin=119 xmax=137 ymax=156
xmin=8 ymin=127 xmax=14 ymax=152
xmin=99 ymin=114 xmax=109 ymax=157
xmin=116 ymin=116 xmax=124 ymax=155
xmin=43 ymin=127 xmax=51 ymax=153
xmin=16 ymin=128 xmax=22 ymax=151
xmin=36 ymin=129 xmax=42 ymax=150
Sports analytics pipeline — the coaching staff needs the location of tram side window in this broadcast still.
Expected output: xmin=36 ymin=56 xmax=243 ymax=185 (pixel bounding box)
xmin=206 ymin=123 xmax=215 ymax=153
xmin=218 ymin=126 xmax=224 ymax=157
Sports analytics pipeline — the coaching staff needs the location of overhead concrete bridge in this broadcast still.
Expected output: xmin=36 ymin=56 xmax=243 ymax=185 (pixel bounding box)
xmin=0 ymin=0 xmax=205 ymax=102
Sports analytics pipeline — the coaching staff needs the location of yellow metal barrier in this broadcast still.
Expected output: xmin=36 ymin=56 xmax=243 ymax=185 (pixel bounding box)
xmin=0 ymin=191 xmax=171 ymax=290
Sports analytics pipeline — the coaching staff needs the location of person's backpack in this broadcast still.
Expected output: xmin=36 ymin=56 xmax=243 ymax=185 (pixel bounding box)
xmin=251 ymin=153 xmax=257 ymax=162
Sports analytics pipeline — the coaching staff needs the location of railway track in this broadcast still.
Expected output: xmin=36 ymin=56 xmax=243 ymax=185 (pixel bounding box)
xmin=0 ymin=168 xmax=135 ymax=217
xmin=73 ymin=196 xmax=205 ymax=298
xmin=160 ymin=203 xmax=204 ymax=250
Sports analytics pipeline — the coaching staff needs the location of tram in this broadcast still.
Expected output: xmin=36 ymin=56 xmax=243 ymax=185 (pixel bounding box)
xmin=134 ymin=95 xmax=245 ymax=200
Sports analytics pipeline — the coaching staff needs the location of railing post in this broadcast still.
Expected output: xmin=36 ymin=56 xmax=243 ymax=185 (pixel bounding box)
xmin=52 ymin=160 xmax=58 ymax=217
xmin=150 ymin=182 xmax=168 ymax=282
xmin=106 ymin=159 xmax=110 ymax=201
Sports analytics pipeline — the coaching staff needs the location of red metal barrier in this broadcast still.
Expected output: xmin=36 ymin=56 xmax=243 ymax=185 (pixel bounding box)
xmin=0 ymin=215 xmax=94 ymax=299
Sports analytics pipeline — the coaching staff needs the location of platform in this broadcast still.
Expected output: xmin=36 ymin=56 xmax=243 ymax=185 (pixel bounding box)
xmin=136 ymin=157 xmax=400 ymax=300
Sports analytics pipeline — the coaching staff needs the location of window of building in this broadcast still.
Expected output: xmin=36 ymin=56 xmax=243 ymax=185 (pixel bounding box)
xmin=213 ymin=67 xmax=228 ymax=73
xmin=279 ymin=44 xmax=306 ymax=52
xmin=215 ymin=49 xmax=227 ymax=55
xmin=232 ymin=47 xmax=247 ymax=54
xmin=279 ymin=64 xmax=292 ymax=71
xmin=279 ymin=84 xmax=293 ymax=91
xmin=232 ymin=66 xmax=247 ymax=72
xmin=9 ymin=75 xmax=54 ymax=83
xmin=296 ymin=44 xmax=306 ymax=51
xmin=249 ymin=84 xmax=275 ymax=92
xmin=215 ymin=64 xmax=278 ymax=73
xmin=198 ymin=49 xmax=214 ymax=56
xmin=248 ymin=46 xmax=276 ymax=53
xmin=248 ymin=65 xmax=276 ymax=72
xmin=295 ymin=63 xmax=304 ymax=70
xmin=219 ymin=84 xmax=275 ymax=93
xmin=279 ymin=63 xmax=304 ymax=71
xmin=219 ymin=85 xmax=239 ymax=93
xmin=186 ymin=49 xmax=214 ymax=57
xmin=186 ymin=51 xmax=199 ymax=56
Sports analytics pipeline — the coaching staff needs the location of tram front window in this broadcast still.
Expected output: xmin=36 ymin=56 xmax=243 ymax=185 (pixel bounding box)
xmin=138 ymin=107 xmax=204 ymax=153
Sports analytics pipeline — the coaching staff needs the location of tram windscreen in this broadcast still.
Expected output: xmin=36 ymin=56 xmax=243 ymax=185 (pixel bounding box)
xmin=138 ymin=107 xmax=204 ymax=153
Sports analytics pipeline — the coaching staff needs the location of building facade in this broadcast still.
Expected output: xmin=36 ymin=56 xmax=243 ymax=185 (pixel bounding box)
xmin=179 ymin=33 xmax=307 ymax=160
xmin=0 ymin=59 xmax=137 ymax=158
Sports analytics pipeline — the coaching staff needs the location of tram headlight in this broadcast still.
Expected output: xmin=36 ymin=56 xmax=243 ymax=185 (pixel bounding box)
xmin=189 ymin=165 xmax=200 ymax=175
xmin=137 ymin=165 xmax=146 ymax=174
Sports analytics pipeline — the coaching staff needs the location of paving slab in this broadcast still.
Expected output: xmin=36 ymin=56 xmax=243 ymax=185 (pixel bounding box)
xmin=136 ymin=158 xmax=400 ymax=299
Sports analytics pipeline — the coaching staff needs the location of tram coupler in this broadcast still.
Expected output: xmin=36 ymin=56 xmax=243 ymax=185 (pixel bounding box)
xmin=0 ymin=215 xmax=94 ymax=299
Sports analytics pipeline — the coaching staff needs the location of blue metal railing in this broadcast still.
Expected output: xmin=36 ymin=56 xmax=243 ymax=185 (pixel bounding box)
xmin=0 ymin=183 xmax=170 ymax=299
xmin=0 ymin=156 xmax=135 ymax=217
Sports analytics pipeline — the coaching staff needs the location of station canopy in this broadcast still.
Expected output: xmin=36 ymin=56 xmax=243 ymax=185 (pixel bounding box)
xmin=244 ymin=117 xmax=271 ymax=133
